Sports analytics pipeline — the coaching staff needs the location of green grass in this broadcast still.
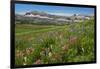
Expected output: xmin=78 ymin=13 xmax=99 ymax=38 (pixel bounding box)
xmin=15 ymin=19 xmax=95 ymax=65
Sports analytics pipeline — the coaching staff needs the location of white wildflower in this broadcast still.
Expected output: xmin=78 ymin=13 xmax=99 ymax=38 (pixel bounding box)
xmin=49 ymin=52 xmax=52 ymax=57
xmin=24 ymin=56 xmax=27 ymax=62
xmin=82 ymin=47 xmax=84 ymax=52
xmin=23 ymin=63 xmax=26 ymax=65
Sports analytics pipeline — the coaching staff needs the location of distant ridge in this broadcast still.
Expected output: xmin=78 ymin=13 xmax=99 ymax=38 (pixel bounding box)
xmin=15 ymin=11 xmax=93 ymax=25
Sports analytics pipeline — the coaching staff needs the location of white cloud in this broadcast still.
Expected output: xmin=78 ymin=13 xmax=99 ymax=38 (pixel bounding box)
xmin=49 ymin=12 xmax=73 ymax=16
xmin=15 ymin=11 xmax=26 ymax=15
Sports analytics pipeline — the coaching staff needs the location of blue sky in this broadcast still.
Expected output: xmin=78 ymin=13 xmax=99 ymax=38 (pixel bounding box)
xmin=15 ymin=4 xmax=94 ymax=16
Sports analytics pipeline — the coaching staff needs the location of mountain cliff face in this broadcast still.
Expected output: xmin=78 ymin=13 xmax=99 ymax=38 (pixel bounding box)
xmin=15 ymin=11 xmax=93 ymax=25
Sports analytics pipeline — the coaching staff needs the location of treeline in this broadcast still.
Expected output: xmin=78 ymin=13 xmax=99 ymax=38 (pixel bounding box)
xmin=15 ymin=19 xmax=69 ymax=26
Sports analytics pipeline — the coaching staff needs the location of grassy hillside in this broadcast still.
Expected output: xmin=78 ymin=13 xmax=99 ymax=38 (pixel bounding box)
xmin=15 ymin=19 xmax=95 ymax=65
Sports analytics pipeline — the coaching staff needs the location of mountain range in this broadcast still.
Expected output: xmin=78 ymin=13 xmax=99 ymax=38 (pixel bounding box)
xmin=15 ymin=11 xmax=93 ymax=25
